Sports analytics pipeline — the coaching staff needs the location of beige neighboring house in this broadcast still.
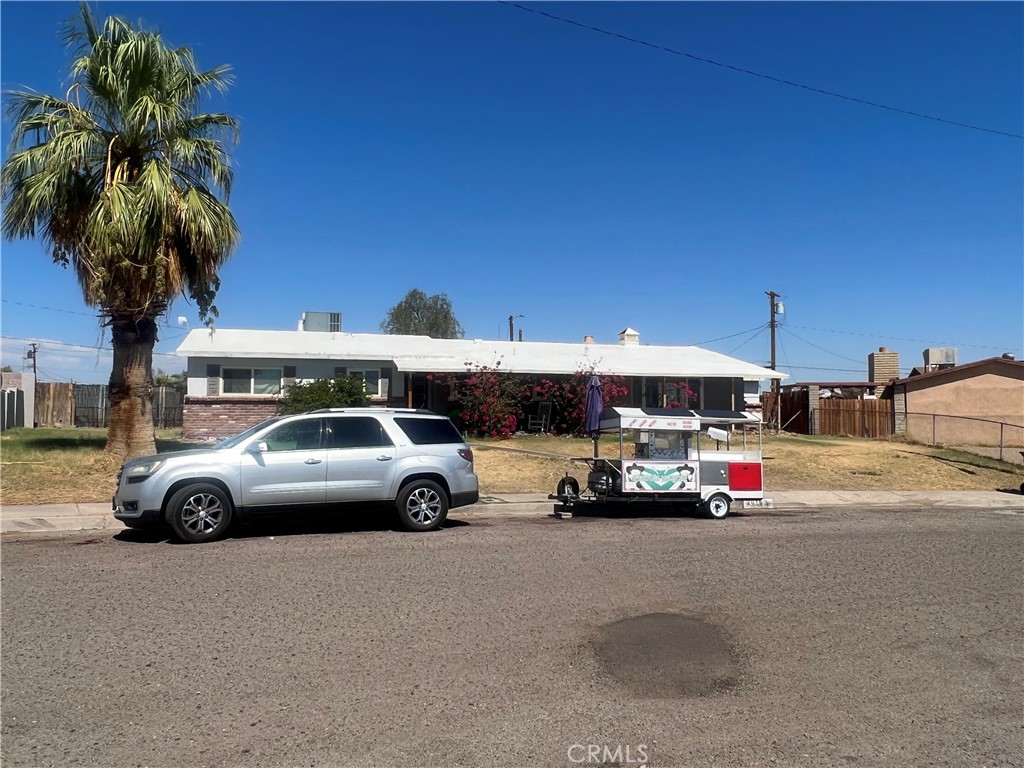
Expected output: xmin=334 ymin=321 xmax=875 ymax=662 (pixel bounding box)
xmin=892 ymin=356 xmax=1024 ymax=448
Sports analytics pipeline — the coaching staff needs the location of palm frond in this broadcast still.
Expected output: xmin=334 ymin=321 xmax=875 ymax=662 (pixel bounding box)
xmin=3 ymin=3 xmax=240 ymax=323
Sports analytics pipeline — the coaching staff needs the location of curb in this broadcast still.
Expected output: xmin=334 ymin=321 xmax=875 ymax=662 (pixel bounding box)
xmin=3 ymin=491 xmax=1020 ymax=535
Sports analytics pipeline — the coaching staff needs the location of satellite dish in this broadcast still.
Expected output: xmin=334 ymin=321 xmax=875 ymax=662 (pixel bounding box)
xmin=177 ymin=316 xmax=189 ymax=327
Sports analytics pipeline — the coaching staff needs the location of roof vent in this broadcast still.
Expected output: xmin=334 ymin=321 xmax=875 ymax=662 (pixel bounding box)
xmin=618 ymin=327 xmax=640 ymax=346
xmin=584 ymin=335 xmax=595 ymax=344
xmin=1002 ymin=353 xmax=1017 ymax=360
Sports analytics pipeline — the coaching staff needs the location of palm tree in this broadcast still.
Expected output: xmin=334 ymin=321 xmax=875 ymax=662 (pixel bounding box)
xmin=2 ymin=4 xmax=239 ymax=457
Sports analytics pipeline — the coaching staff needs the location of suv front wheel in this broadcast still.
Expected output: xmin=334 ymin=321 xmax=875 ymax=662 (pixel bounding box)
xmin=167 ymin=483 xmax=233 ymax=543
xmin=396 ymin=480 xmax=448 ymax=532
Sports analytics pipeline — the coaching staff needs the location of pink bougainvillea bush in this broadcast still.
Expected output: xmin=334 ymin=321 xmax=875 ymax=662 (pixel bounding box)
xmin=428 ymin=365 xmax=529 ymax=439
xmin=531 ymin=371 xmax=629 ymax=436
xmin=665 ymin=381 xmax=699 ymax=410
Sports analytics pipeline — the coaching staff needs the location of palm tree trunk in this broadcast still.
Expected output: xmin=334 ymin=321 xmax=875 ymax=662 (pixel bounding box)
xmin=105 ymin=315 xmax=157 ymax=457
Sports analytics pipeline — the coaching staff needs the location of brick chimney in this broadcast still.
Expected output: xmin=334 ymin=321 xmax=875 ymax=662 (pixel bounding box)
xmin=868 ymin=346 xmax=900 ymax=395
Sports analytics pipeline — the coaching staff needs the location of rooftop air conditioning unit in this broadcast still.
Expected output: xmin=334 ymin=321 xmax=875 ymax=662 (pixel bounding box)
xmin=300 ymin=312 xmax=342 ymax=333
xmin=923 ymin=347 xmax=957 ymax=370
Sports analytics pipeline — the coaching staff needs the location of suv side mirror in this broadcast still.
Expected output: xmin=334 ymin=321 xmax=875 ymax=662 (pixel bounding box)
xmin=247 ymin=441 xmax=269 ymax=454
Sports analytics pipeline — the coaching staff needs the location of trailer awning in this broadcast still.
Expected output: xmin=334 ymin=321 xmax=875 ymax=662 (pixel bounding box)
xmin=598 ymin=406 xmax=762 ymax=432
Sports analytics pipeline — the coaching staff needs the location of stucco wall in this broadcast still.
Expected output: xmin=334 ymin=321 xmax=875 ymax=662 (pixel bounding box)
xmin=902 ymin=363 xmax=1024 ymax=447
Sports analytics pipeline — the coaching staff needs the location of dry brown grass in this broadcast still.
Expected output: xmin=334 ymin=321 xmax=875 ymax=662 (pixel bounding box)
xmin=1 ymin=428 xmax=1020 ymax=505
xmin=1 ymin=428 xmax=192 ymax=505
xmin=473 ymin=433 xmax=1023 ymax=494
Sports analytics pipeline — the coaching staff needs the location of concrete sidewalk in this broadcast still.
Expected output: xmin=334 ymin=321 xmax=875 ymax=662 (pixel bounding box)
xmin=1 ymin=490 xmax=1020 ymax=535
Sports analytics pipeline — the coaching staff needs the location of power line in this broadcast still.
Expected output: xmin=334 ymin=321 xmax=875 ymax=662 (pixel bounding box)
xmin=725 ymin=326 xmax=767 ymax=355
xmin=788 ymin=324 xmax=1022 ymax=352
xmin=689 ymin=324 xmax=766 ymax=346
xmin=0 ymin=335 xmax=182 ymax=358
xmin=1 ymin=299 xmax=97 ymax=318
xmin=499 ymin=2 xmax=1023 ymax=140
xmin=778 ymin=328 xmax=792 ymax=376
xmin=780 ymin=326 xmax=866 ymax=365
xmin=780 ymin=364 xmax=874 ymax=374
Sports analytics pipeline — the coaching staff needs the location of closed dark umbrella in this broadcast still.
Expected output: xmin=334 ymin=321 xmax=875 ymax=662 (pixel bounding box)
xmin=584 ymin=375 xmax=604 ymax=457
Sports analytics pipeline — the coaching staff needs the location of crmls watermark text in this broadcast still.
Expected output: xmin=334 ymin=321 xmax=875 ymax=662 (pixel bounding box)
xmin=567 ymin=743 xmax=649 ymax=765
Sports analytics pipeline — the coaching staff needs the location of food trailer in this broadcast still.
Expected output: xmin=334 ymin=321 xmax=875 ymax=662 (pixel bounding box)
xmin=549 ymin=406 xmax=767 ymax=519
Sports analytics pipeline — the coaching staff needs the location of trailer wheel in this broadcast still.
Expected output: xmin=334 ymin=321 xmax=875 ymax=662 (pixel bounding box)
xmin=557 ymin=476 xmax=580 ymax=498
xmin=703 ymin=493 xmax=731 ymax=520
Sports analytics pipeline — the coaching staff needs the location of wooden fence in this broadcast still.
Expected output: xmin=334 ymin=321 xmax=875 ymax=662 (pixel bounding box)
xmin=35 ymin=383 xmax=184 ymax=428
xmin=817 ymin=399 xmax=893 ymax=438
xmin=35 ymin=382 xmax=75 ymax=427
xmin=766 ymin=390 xmax=893 ymax=438
xmin=777 ymin=390 xmax=809 ymax=433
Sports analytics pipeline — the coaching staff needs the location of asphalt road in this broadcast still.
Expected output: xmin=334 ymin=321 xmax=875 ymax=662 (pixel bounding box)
xmin=2 ymin=505 xmax=1022 ymax=768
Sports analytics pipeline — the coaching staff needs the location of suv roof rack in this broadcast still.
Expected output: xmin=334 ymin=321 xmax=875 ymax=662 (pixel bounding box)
xmin=307 ymin=407 xmax=439 ymax=415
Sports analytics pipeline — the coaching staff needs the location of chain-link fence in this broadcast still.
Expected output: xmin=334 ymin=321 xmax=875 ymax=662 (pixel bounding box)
xmin=904 ymin=412 xmax=1024 ymax=463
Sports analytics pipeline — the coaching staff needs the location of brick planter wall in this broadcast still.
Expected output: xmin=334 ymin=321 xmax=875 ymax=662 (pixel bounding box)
xmin=182 ymin=397 xmax=279 ymax=441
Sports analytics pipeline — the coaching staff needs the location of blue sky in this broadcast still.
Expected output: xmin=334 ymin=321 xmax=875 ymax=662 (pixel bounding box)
xmin=1 ymin=1 xmax=1021 ymax=384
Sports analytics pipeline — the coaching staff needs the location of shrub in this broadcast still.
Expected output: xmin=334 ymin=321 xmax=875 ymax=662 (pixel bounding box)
xmin=532 ymin=371 xmax=629 ymax=436
xmin=277 ymin=376 xmax=370 ymax=415
xmin=430 ymin=365 xmax=529 ymax=439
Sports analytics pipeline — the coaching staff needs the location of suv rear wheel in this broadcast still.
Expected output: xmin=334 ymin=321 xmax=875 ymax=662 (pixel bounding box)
xmin=396 ymin=480 xmax=448 ymax=532
xmin=167 ymin=483 xmax=233 ymax=543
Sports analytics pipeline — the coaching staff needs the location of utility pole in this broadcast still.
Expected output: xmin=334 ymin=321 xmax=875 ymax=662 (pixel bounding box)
xmin=27 ymin=343 xmax=38 ymax=377
xmin=765 ymin=291 xmax=781 ymax=430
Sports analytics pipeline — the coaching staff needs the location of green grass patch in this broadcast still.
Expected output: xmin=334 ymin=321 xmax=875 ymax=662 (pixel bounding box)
xmin=1 ymin=427 xmax=190 ymax=458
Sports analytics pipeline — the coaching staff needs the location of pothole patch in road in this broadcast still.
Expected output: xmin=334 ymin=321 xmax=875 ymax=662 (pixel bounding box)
xmin=593 ymin=613 xmax=738 ymax=697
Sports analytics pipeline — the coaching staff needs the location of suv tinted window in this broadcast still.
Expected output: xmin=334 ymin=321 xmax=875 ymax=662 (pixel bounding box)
xmin=264 ymin=419 xmax=322 ymax=451
xmin=393 ymin=417 xmax=463 ymax=445
xmin=326 ymin=417 xmax=393 ymax=449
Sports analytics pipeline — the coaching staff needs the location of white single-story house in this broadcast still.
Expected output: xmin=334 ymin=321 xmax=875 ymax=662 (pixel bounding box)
xmin=176 ymin=316 xmax=786 ymax=439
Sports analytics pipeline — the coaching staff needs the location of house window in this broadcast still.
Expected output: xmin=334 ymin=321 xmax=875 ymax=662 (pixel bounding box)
xmin=350 ymin=369 xmax=383 ymax=397
xmin=646 ymin=378 xmax=702 ymax=408
xmin=666 ymin=379 xmax=701 ymax=408
xmin=222 ymin=367 xmax=282 ymax=395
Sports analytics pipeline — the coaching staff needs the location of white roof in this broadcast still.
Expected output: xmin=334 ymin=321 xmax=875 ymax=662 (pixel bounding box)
xmin=176 ymin=329 xmax=786 ymax=381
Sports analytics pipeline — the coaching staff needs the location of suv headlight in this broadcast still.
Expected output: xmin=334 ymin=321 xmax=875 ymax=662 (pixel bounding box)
xmin=125 ymin=460 xmax=164 ymax=480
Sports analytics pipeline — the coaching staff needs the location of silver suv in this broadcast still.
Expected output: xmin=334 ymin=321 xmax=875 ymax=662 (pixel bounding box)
xmin=113 ymin=408 xmax=479 ymax=543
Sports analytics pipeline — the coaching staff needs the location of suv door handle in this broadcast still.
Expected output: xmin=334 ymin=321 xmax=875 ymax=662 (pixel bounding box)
xmin=304 ymin=458 xmax=323 ymax=465
xmin=377 ymin=455 xmax=393 ymax=462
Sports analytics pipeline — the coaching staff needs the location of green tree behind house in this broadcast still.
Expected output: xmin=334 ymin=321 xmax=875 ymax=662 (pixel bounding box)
xmin=380 ymin=289 xmax=465 ymax=339
xmin=1 ymin=4 xmax=240 ymax=457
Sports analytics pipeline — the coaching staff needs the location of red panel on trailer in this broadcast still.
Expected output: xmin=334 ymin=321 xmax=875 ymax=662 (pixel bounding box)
xmin=728 ymin=462 xmax=762 ymax=491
